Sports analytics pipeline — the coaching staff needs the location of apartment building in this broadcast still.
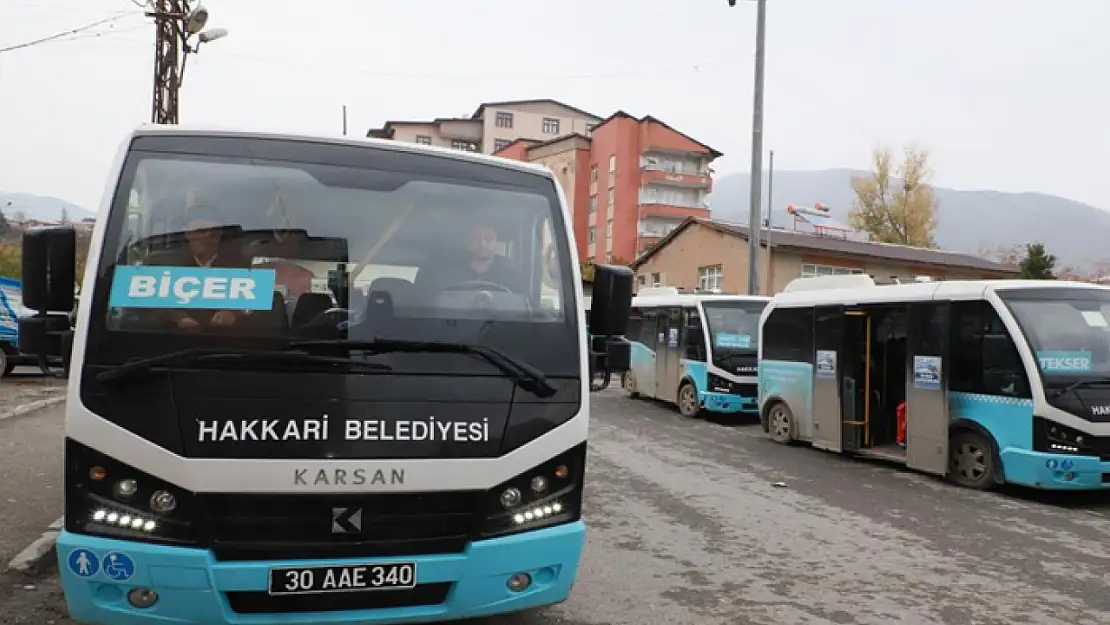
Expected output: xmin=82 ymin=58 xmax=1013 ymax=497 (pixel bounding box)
xmin=494 ymin=111 xmax=721 ymax=264
xmin=366 ymin=99 xmax=602 ymax=154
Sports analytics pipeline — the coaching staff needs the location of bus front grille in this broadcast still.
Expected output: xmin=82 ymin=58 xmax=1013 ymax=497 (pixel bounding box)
xmin=226 ymin=583 xmax=452 ymax=614
xmin=196 ymin=492 xmax=482 ymax=561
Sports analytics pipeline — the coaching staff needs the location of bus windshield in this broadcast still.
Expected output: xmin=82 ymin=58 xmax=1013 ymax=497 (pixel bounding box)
xmin=86 ymin=141 xmax=579 ymax=376
xmin=703 ymin=300 xmax=765 ymax=353
xmin=1002 ymin=289 xmax=1110 ymax=379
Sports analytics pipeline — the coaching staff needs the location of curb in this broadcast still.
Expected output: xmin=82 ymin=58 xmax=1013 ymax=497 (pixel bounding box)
xmin=7 ymin=517 xmax=63 ymax=575
xmin=0 ymin=394 xmax=65 ymax=424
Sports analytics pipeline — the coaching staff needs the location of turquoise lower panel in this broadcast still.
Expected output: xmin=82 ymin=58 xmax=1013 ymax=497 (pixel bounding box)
xmin=998 ymin=448 xmax=1110 ymax=490
xmin=57 ymin=521 xmax=584 ymax=625
xmin=681 ymin=361 xmax=757 ymax=415
xmin=949 ymin=392 xmax=1110 ymax=490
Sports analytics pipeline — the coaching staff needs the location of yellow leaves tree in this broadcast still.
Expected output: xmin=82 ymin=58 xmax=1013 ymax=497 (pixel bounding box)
xmin=0 ymin=242 xmax=19 ymax=279
xmin=848 ymin=145 xmax=939 ymax=248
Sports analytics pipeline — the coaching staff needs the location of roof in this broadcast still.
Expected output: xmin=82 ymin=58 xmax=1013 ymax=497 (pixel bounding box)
xmin=131 ymin=124 xmax=555 ymax=178
xmin=633 ymin=292 xmax=771 ymax=308
xmin=365 ymin=117 xmax=480 ymax=139
xmin=591 ymin=111 xmax=723 ymax=159
xmin=629 ymin=217 xmax=1018 ymax=275
xmin=769 ymin=277 xmax=1110 ymax=310
xmin=471 ymin=99 xmax=602 ymax=121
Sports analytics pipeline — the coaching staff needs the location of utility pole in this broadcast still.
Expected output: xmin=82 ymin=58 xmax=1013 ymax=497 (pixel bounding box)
xmin=764 ymin=149 xmax=774 ymax=293
xmin=727 ymin=0 xmax=768 ymax=295
xmin=342 ymin=105 xmax=348 ymax=136
xmin=150 ymin=0 xmax=187 ymax=125
xmin=147 ymin=2 xmax=227 ymax=124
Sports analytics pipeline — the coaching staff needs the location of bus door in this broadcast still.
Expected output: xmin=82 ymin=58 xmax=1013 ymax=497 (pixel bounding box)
xmin=812 ymin=305 xmax=844 ymax=452
xmin=905 ymin=301 xmax=950 ymax=476
xmin=840 ymin=309 xmax=873 ymax=453
xmin=655 ymin=307 xmax=683 ymax=403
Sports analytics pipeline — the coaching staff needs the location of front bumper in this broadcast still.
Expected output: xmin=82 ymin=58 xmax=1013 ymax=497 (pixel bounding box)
xmin=1000 ymin=448 xmax=1110 ymax=490
xmin=700 ymin=391 xmax=759 ymax=414
xmin=57 ymin=521 xmax=584 ymax=625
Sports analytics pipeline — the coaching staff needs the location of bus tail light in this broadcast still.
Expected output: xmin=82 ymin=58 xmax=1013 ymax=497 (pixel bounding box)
xmin=65 ymin=439 xmax=197 ymax=545
xmin=478 ymin=443 xmax=585 ymax=539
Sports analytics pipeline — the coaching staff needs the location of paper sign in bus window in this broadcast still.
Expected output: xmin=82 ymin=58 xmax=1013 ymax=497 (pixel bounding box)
xmin=1037 ymin=350 xmax=1093 ymax=374
xmin=913 ymin=355 xmax=942 ymax=389
xmin=815 ymin=350 xmax=837 ymax=379
xmin=109 ymin=266 xmax=278 ymax=310
xmin=716 ymin=332 xmax=751 ymax=348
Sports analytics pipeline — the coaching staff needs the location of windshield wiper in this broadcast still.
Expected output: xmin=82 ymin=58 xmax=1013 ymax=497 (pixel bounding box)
xmin=95 ymin=348 xmax=391 ymax=386
xmin=1050 ymin=377 xmax=1110 ymax=399
xmin=289 ymin=338 xmax=557 ymax=398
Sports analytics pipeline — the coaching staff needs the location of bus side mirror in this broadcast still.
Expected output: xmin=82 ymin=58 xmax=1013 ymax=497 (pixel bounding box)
xmin=21 ymin=226 xmax=76 ymax=313
xmin=588 ymin=264 xmax=633 ymax=337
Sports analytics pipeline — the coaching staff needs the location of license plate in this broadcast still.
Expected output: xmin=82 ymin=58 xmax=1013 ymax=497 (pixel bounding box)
xmin=268 ymin=562 xmax=417 ymax=595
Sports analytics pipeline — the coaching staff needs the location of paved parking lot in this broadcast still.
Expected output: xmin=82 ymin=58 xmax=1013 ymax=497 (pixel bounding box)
xmin=3 ymin=388 xmax=1110 ymax=624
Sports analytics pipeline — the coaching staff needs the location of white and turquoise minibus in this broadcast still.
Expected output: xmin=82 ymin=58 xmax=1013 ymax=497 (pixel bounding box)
xmin=622 ymin=287 xmax=769 ymax=417
xmin=21 ymin=125 xmax=633 ymax=625
xmin=759 ymin=274 xmax=1110 ymax=491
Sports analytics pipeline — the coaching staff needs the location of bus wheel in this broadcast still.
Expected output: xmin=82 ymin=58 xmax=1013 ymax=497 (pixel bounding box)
xmin=948 ymin=430 xmax=995 ymax=490
xmin=624 ymin=370 xmax=640 ymax=398
xmin=767 ymin=402 xmax=795 ymax=444
xmin=677 ymin=381 xmax=701 ymax=418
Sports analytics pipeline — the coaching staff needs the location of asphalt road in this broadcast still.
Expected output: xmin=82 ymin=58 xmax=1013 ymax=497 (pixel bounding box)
xmin=5 ymin=388 xmax=1110 ymax=624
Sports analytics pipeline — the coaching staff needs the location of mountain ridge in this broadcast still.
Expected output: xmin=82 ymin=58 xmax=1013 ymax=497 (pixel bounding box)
xmin=707 ymin=169 xmax=1109 ymax=267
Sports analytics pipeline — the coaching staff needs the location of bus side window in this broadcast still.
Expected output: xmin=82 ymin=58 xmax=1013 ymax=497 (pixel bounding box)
xmin=949 ymin=301 xmax=1030 ymax=398
xmin=626 ymin=307 xmax=643 ymax=343
xmin=640 ymin=309 xmax=659 ymax=350
xmin=684 ymin=307 xmax=706 ymax=361
xmin=763 ymin=307 xmax=814 ymax=363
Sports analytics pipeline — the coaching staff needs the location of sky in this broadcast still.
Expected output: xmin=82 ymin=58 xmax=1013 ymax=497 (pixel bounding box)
xmin=2 ymin=0 xmax=1109 ymax=213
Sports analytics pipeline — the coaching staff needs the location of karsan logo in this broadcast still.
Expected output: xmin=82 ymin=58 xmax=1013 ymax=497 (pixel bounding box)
xmin=109 ymin=266 xmax=277 ymax=311
xmin=1091 ymin=405 xmax=1110 ymax=417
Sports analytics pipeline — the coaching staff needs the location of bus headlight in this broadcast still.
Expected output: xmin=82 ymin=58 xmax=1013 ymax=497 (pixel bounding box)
xmin=1032 ymin=416 xmax=1099 ymax=457
xmin=477 ymin=443 xmax=585 ymax=539
xmin=65 ymin=439 xmax=196 ymax=545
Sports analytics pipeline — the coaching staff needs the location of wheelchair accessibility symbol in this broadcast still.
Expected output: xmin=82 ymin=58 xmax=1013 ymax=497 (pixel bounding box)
xmin=102 ymin=552 xmax=135 ymax=581
xmin=67 ymin=549 xmax=100 ymax=578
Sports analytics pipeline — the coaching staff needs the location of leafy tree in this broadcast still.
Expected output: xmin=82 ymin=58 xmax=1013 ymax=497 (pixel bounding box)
xmin=0 ymin=242 xmax=20 ymax=279
xmin=1019 ymin=243 xmax=1056 ymax=280
xmin=75 ymin=231 xmax=92 ymax=287
xmin=579 ymin=263 xmax=595 ymax=281
xmin=848 ymin=145 xmax=939 ymax=247
xmin=0 ymin=210 xmax=9 ymax=240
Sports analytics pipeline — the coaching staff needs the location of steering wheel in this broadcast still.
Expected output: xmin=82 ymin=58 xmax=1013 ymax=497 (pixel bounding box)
xmin=443 ymin=280 xmax=514 ymax=294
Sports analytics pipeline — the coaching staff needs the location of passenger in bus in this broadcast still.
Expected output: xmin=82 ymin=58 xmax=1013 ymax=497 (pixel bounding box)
xmin=416 ymin=218 xmax=526 ymax=294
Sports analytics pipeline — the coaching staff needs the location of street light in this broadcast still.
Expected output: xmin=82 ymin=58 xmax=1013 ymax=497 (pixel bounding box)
xmin=728 ymin=0 xmax=767 ymax=295
xmin=179 ymin=5 xmax=227 ymax=87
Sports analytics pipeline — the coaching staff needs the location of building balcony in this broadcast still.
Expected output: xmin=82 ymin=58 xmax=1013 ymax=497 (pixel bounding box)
xmin=638 ymin=203 xmax=710 ymax=220
xmin=640 ymin=168 xmax=712 ymax=190
xmin=436 ymin=119 xmax=483 ymax=142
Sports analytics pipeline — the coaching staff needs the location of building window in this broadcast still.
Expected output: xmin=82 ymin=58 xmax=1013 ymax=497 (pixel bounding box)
xmin=606 ymin=251 xmax=613 ymax=263
xmin=801 ymin=263 xmax=864 ymax=278
xmin=651 ymin=272 xmax=661 ymax=287
xmin=607 ymin=188 xmax=614 ymax=206
xmin=698 ymin=265 xmax=723 ymax=291
xmin=638 ymin=275 xmax=647 ymax=286
xmin=609 ymin=155 xmax=616 ymax=172
xmin=495 ymin=111 xmax=514 ymax=128
xmin=588 ymin=194 xmax=597 ymax=213
xmin=588 ymin=226 xmax=596 ymax=243
xmin=414 ymin=135 xmax=432 ymax=145
xmin=451 ymin=140 xmax=477 ymax=151
xmin=587 ymin=256 xmax=595 ymax=265
xmin=586 ymin=124 xmax=596 ymax=136
xmin=493 ymin=139 xmax=511 ymax=152
xmin=606 ymin=218 xmax=613 ymax=237
xmin=542 ymin=118 xmax=560 ymax=134
xmin=590 ymin=165 xmax=598 ymax=182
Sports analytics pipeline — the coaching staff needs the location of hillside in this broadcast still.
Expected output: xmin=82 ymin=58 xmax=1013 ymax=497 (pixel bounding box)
xmin=708 ymin=169 xmax=1110 ymax=267
xmin=1 ymin=192 xmax=94 ymax=223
